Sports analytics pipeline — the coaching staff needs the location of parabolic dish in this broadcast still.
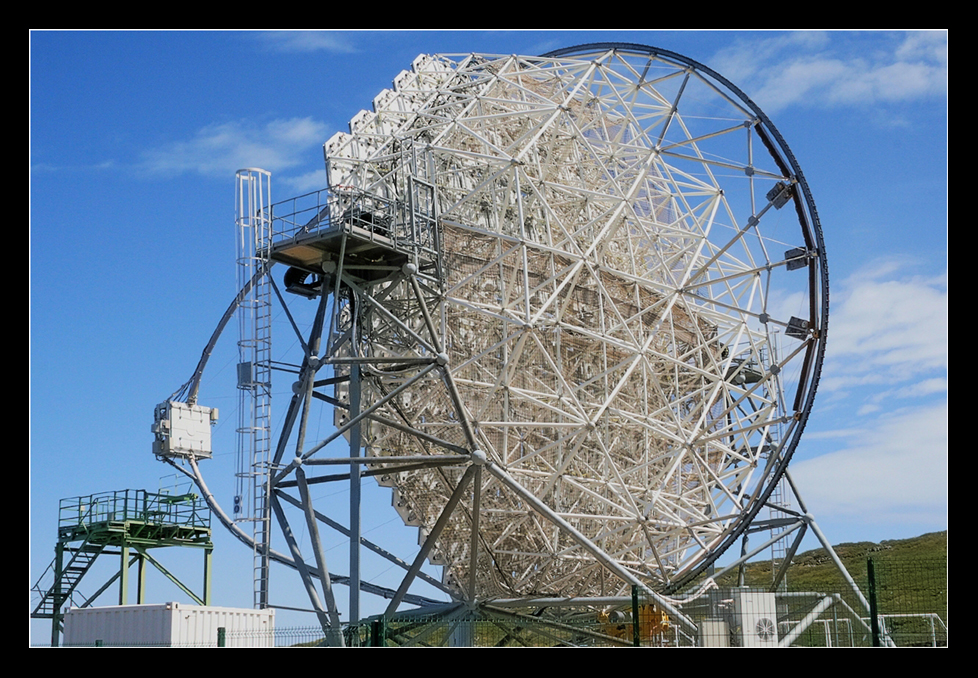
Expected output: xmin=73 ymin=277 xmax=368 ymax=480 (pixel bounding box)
xmin=274 ymin=45 xmax=828 ymax=599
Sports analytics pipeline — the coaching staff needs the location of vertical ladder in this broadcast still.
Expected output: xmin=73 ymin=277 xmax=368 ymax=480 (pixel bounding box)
xmin=235 ymin=168 xmax=273 ymax=609
xmin=764 ymin=333 xmax=789 ymax=591
xmin=769 ymin=474 xmax=789 ymax=590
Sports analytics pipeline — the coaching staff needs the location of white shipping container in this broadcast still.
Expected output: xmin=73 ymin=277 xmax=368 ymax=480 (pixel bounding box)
xmin=63 ymin=603 xmax=275 ymax=647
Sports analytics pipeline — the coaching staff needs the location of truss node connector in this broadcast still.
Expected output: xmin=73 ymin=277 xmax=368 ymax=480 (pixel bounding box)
xmin=470 ymin=449 xmax=488 ymax=465
xmin=436 ymin=352 xmax=450 ymax=366
xmin=402 ymin=262 xmax=418 ymax=276
xmin=152 ymin=401 xmax=217 ymax=460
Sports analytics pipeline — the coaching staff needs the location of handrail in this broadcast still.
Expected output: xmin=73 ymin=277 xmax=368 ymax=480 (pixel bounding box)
xmin=263 ymin=184 xmax=439 ymax=262
xmin=58 ymin=489 xmax=211 ymax=532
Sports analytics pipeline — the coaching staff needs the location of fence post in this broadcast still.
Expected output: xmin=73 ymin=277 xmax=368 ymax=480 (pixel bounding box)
xmin=867 ymin=558 xmax=880 ymax=647
xmin=631 ymin=584 xmax=640 ymax=647
xmin=217 ymin=626 xmax=226 ymax=647
xmin=371 ymin=618 xmax=385 ymax=647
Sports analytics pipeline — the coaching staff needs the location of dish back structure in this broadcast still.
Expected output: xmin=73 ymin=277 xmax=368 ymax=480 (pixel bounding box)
xmin=308 ymin=46 xmax=827 ymax=600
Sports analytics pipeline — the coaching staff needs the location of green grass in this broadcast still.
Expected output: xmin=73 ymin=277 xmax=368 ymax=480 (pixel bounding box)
xmin=713 ymin=531 xmax=945 ymax=590
xmin=710 ymin=531 xmax=947 ymax=642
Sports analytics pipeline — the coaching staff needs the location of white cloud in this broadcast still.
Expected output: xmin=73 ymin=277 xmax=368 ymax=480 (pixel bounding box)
xmin=891 ymin=377 xmax=948 ymax=398
xmin=788 ymin=256 xmax=947 ymax=537
xmin=711 ymin=31 xmax=947 ymax=113
xmin=279 ymin=169 xmax=329 ymax=194
xmin=141 ymin=117 xmax=329 ymax=178
xmin=895 ymin=30 xmax=949 ymax=64
xmin=854 ymin=378 xmax=949 ymax=418
xmin=820 ymin=260 xmax=947 ymax=393
xmin=804 ymin=427 xmax=867 ymax=441
xmin=256 ymin=31 xmax=358 ymax=54
xmin=752 ymin=57 xmax=850 ymax=113
xmin=791 ymin=401 xmax=947 ymax=527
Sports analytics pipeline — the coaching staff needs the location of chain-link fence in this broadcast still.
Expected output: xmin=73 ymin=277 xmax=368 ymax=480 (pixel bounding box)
xmin=55 ymin=557 xmax=946 ymax=647
xmin=867 ymin=557 xmax=947 ymax=647
xmin=675 ymin=586 xmax=869 ymax=647
xmin=679 ymin=556 xmax=948 ymax=647
xmin=344 ymin=612 xmax=640 ymax=647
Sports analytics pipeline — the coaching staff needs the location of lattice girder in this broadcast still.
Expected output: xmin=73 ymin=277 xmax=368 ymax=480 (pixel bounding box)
xmin=319 ymin=46 xmax=826 ymax=599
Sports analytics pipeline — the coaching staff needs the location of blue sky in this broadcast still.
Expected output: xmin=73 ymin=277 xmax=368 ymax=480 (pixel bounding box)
xmin=30 ymin=30 xmax=947 ymax=640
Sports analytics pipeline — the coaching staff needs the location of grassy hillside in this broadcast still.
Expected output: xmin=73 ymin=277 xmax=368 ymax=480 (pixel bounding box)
xmin=714 ymin=531 xmax=945 ymax=586
xmin=713 ymin=531 xmax=947 ymax=626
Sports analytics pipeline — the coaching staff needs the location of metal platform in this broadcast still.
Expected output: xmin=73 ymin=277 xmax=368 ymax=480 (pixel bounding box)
xmin=32 ymin=489 xmax=213 ymax=646
xmin=264 ymin=185 xmax=439 ymax=283
xmin=56 ymin=489 xmax=211 ymax=546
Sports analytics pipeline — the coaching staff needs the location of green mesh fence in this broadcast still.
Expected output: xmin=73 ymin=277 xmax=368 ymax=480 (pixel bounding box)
xmin=55 ymin=558 xmax=947 ymax=647
xmin=344 ymin=612 xmax=637 ymax=647
xmin=670 ymin=586 xmax=871 ymax=647
xmin=867 ymin=557 xmax=948 ymax=647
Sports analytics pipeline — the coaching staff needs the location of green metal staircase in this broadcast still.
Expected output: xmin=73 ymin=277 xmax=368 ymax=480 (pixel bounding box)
xmin=31 ymin=488 xmax=213 ymax=646
xmin=31 ymin=540 xmax=104 ymax=619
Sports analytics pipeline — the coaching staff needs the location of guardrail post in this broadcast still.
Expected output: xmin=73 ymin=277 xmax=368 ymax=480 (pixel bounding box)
xmin=867 ymin=558 xmax=880 ymax=647
xmin=631 ymin=584 xmax=640 ymax=647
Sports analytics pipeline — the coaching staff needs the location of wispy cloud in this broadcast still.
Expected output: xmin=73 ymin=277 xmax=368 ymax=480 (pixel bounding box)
xmin=255 ymin=31 xmax=358 ymax=54
xmin=278 ymin=169 xmax=328 ymax=194
xmin=140 ymin=117 xmax=329 ymax=179
xmin=711 ymin=31 xmax=947 ymax=113
xmin=791 ymin=400 xmax=947 ymax=528
xmin=790 ymin=257 xmax=947 ymax=535
xmin=31 ymin=159 xmax=117 ymax=173
xmin=820 ymin=259 xmax=947 ymax=395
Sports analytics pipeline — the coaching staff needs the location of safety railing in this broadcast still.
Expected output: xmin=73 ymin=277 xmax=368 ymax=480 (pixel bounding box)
xmin=263 ymin=183 xmax=439 ymax=264
xmin=58 ymin=489 xmax=211 ymax=533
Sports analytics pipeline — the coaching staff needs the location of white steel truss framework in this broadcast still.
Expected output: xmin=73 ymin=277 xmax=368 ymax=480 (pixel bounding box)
xmin=162 ymin=44 xmax=828 ymax=632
